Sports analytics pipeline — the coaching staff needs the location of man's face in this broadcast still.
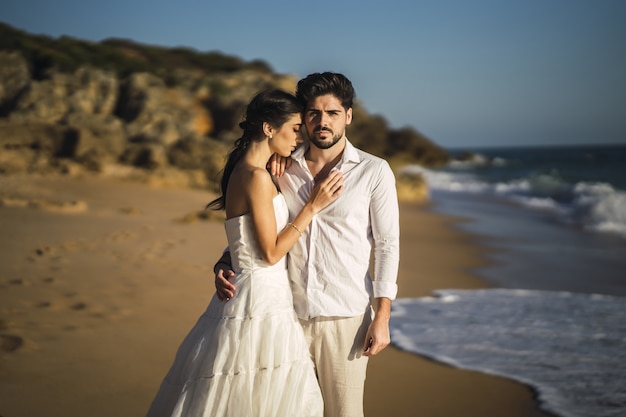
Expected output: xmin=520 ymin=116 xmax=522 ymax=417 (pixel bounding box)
xmin=304 ymin=94 xmax=353 ymax=150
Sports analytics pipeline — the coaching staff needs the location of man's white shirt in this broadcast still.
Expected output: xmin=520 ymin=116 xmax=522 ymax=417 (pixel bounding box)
xmin=277 ymin=140 xmax=400 ymax=319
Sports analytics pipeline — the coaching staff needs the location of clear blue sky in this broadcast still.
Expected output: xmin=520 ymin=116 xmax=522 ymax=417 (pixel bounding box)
xmin=2 ymin=0 xmax=625 ymax=148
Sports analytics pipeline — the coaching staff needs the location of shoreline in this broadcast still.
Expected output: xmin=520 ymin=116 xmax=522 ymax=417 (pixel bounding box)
xmin=363 ymin=201 xmax=554 ymax=417
xmin=0 ymin=175 xmax=553 ymax=416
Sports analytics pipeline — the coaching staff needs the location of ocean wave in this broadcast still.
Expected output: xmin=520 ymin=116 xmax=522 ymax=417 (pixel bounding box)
xmin=390 ymin=289 xmax=626 ymax=417
xmin=401 ymin=166 xmax=489 ymax=193
xmin=573 ymin=183 xmax=626 ymax=236
xmin=400 ymin=166 xmax=626 ymax=238
xmin=447 ymin=153 xmax=509 ymax=169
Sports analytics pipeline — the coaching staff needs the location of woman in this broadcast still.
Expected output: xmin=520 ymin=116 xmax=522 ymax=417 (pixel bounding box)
xmin=146 ymin=90 xmax=343 ymax=416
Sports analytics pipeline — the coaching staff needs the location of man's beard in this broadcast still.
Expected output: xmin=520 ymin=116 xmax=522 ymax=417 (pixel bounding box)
xmin=308 ymin=128 xmax=343 ymax=150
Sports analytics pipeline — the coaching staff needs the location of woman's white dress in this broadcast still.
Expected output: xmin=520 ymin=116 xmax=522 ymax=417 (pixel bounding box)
xmin=146 ymin=194 xmax=323 ymax=417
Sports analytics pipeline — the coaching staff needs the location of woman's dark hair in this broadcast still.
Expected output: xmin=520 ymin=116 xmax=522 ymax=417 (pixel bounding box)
xmin=207 ymin=89 xmax=303 ymax=210
xmin=296 ymin=72 xmax=355 ymax=110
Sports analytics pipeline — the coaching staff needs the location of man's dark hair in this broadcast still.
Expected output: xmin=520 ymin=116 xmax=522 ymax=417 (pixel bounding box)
xmin=296 ymin=72 xmax=355 ymax=110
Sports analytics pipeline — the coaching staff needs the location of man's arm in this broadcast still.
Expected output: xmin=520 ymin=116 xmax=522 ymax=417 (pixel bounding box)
xmin=214 ymin=250 xmax=236 ymax=301
xmin=364 ymin=160 xmax=400 ymax=355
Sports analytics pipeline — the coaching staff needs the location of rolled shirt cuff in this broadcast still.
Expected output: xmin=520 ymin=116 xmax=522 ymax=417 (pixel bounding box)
xmin=373 ymin=281 xmax=398 ymax=301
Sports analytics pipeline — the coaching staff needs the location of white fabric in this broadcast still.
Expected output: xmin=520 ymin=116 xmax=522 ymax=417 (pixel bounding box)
xmin=146 ymin=194 xmax=323 ymax=417
xmin=277 ymin=139 xmax=400 ymax=319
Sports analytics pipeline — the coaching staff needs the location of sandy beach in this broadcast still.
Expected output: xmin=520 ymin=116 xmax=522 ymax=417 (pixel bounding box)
xmin=0 ymin=174 xmax=552 ymax=417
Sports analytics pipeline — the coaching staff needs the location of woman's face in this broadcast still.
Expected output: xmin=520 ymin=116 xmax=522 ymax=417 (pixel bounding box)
xmin=270 ymin=113 xmax=303 ymax=157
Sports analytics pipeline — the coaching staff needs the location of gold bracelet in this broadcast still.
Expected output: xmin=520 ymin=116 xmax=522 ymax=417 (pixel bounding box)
xmin=288 ymin=222 xmax=303 ymax=236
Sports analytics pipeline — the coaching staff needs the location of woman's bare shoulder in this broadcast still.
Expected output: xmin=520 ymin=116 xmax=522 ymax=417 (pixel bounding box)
xmin=226 ymin=164 xmax=273 ymax=218
xmin=246 ymin=167 xmax=277 ymax=197
xmin=228 ymin=165 xmax=274 ymax=198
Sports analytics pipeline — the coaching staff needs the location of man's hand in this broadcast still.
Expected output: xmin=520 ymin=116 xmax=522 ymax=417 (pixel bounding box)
xmin=268 ymin=154 xmax=293 ymax=177
xmin=362 ymin=317 xmax=391 ymax=356
xmin=363 ymin=298 xmax=391 ymax=356
xmin=215 ymin=266 xmax=236 ymax=301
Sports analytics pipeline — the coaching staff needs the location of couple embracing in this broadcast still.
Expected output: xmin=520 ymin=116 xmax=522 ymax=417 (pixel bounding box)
xmin=146 ymin=72 xmax=400 ymax=417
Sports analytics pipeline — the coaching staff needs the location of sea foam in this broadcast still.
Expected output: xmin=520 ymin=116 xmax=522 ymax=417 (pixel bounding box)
xmin=401 ymin=164 xmax=626 ymax=239
xmin=390 ymin=289 xmax=626 ymax=417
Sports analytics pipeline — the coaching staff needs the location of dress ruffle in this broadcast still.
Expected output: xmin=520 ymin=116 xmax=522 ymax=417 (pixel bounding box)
xmin=146 ymin=194 xmax=323 ymax=417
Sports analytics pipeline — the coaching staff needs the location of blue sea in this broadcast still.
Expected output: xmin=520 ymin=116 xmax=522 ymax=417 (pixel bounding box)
xmin=394 ymin=144 xmax=626 ymax=417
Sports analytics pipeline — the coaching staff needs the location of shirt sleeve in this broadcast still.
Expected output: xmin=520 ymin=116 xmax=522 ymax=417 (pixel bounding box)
xmin=370 ymin=160 xmax=400 ymax=300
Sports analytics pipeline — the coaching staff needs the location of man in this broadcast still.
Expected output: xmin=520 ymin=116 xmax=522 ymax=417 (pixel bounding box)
xmin=214 ymin=72 xmax=399 ymax=417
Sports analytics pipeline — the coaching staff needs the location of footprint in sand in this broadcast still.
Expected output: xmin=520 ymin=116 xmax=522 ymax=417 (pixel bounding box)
xmin=32 ymin=199 xmax=88 ymax=214
xmin=35 ymin=247 xmax=49 ymax=256
xmin=119 ymin=207 xmax=142 ymax=216
xmin=24 ymin=300 xmax=53 ymax=309
xmin=34 ymin=245 xmax=54 ymax=257
xmin=35 ymin=301 xmax=52 ymax=308
xmin=106 ymin=230 xmax=138 ymax=243
xmin=60 ymin=240 xmax=86 ymax=253
xmin=176 ymin=209 xmax=224 ymax=224
xmin=1 ymin=334 xmax=24 ymax=352
xmin=70 ymin=302 xmax=87 ymax=311
xmin=27 ymin=245 xmax=55 ymax=263
xmin=0 ymin=197 xmax=87 ymax=213
xmin=0 ymin=197 xmax=29 ymax=208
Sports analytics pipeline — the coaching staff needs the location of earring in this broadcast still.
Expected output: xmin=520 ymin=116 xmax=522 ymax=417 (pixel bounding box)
xmin=268 ymin=134 xmax=273 ymax=141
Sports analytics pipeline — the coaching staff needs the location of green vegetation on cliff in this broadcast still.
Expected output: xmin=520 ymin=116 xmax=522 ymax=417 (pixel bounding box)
xmin=0 ymin=23 xmax=272 ymax=80
xmin=0 ymin=22 xmax=449 ymax=176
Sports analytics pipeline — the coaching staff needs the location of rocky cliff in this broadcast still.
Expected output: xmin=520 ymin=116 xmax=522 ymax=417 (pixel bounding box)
xmin=0 ymin=23 xmax=446 ymax=198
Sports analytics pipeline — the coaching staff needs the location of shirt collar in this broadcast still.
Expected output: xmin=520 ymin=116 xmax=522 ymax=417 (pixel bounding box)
xmin=292 ymin=138 xmax=361 ymax=171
